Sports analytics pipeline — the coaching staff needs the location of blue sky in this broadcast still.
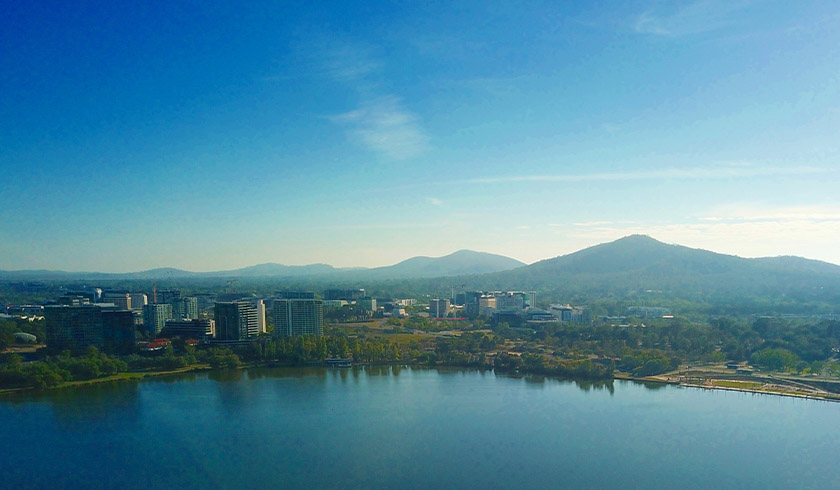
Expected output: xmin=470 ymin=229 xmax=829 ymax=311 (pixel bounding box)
xmin=1 ymin=1 xmax=839 ymax=272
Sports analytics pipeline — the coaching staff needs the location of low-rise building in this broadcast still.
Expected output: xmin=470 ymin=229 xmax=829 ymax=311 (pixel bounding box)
xmin=162 ymin=318 xmax=215 ymax=340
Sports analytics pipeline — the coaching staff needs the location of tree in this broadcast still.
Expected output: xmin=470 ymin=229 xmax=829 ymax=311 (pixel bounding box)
xmin=750 ymin=348 xmax=799 ymax=372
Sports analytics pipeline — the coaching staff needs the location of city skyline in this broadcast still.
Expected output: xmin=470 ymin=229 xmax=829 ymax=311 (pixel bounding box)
xmin=2 ymin=1 xmax=839 ymax=272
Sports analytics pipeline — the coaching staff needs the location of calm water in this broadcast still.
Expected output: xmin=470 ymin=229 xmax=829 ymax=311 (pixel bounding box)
xmin=2 ymin=367 xmax=838 ymax=489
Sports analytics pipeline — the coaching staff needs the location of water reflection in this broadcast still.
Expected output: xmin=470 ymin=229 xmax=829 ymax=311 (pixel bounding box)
xmin=574 ymin=379 xmax=615 ymax=395
xmin=150 ymin=372 xmax=201 ymax=384
xmin=3 ymin=381 xmax=142 ymax=430
xmin=433 ymin=366 xmax=489 ymax=377
xmin=364 ymin=365 xmax=392 ymax=377
xmin=495 ymin=371 xmax=616 ymax=395
xmin=639 ymin=381 xmax=669 ymax=391
xmin=245 ymin=366 xmax=329 ymax=380
xmin=208 ymin=368 xmax=246 ymax=383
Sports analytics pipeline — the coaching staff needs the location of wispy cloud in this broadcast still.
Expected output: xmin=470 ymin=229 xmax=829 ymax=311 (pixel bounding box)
xmin=699 ymin=204 xmax=840 ymax=223
xmin=308 ymin=40 xmax=429 ymax=160
xmin=467 ymin=164 xmax=826 ymax=184
xmin=634 ymin=1 xmax=747 ymax=37
xmin=565 ymin=220 xmax=637 ymax=227
xmin=426 ymin=197 xmax=444 ymax=207
xmin=311 ymin=222 xmax=442 ymax=232
xmin=329 ymin=96 xmax=429 ymax=160
xmin=319 ymin=43 xmax=382 ymax=82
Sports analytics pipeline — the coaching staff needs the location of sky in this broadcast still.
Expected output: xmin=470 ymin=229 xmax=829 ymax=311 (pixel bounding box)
xmin=1 ymin=0 xmax=839 ymax=272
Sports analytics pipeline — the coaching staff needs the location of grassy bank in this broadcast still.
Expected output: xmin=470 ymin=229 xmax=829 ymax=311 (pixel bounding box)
xmin=614 ymin=367 xmax=840 ymax=403
xmin=0 ymin=364 xmax=213 ymax=396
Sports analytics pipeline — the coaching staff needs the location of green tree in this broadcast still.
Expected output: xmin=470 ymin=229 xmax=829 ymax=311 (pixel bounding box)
xmin=750 ymin=348 xmax=799 ymax=372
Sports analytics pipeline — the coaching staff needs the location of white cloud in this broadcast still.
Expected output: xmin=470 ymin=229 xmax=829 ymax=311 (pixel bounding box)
xmin=330 ymin=96 xmax=429 ymax=160
xmin=426 ymin=197 xmax=444 ymax=207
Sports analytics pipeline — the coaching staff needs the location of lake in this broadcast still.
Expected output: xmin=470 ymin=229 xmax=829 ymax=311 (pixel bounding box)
xmin=1 ymin=366 xmax=838 ymax=489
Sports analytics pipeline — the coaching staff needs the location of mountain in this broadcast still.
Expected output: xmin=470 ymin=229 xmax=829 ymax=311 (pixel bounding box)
xmin=478 ymin=235 xmax=840 ymax=307
xmin=4 ymin=239 xmax=839 ymax=312
xmin=205 ymin=263 xmax=340 ymax=278
xmin=0 ymin=250 xmax=524 ymax=281
xmin=355 ymin=250 xmax=526 ymax=279
xmin=123 ymin=268 xmax=198 ymax=279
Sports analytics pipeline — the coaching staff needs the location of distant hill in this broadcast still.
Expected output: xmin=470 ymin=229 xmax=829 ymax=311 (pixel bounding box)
xmin=0 ymin=250 xmax=525 ymax=281
xmin=0 ymin=264 xmax=343 ymax=281
xmin=207 ymin=263 xmax=340 ymax=278
xmin=352 ymin=250 xmax=526 ymax=279
xmin=3 ymin=238 xmax=839 ymax=313
xmin=475 ymin=235 xmax=840 ymax=308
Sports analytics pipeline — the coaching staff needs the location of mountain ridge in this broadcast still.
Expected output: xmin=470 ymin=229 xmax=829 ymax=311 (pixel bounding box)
xmin=0 ymin=249 xmax=525 ymax=280
xmin=3 ymin=238 xmax=840 ymax=311
xmin=470 ymin=235 xmax=840 ymax=307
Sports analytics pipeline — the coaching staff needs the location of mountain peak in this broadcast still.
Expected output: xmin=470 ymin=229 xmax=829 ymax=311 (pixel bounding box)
xmin=360 ymin=249 xmax=526 ymax=278
xmin=615 ymin=234 xmax=660 ymax=243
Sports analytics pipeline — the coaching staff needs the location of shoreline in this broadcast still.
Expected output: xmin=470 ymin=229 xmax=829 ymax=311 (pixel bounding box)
xmin=0 ymin=364 xmax=213 ymax=397
xmin=5 ymin=363 xmax=840 ymax=403
xmin=678 ymin=382 xmax=840 ymax=402
xmin=614 ymin=372 xmax=840 ymax=403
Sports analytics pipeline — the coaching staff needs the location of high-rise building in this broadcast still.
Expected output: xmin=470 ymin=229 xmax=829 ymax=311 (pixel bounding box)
xmin=102 ymin=310 xmax=136 ymax=353
xmin=478 ymin=295 xmax=497 ymax=316
xmin=45 ymin=305 xmax=103 ymax=352
xmin=463 ymin=291 xmax=483 ymax=317
xmin=273 ymin=296 xmax=323 ymax=337
xmin=256 ymin=299 xmax=266 ymax=334
xmin=157 ymin=290 xmax=197 ymax=320
xmin=496 ymin=292 xmax=526 ymax=312
xmin=231 ymin=297 xmax=266 ymax=333
xmin=429 ymin=298 xmax=451 ymax=318
xmin=101 ymin=292 xmax=131 ymax=310
xmin=143 ymin=303 xmax=173 ymax=337
xmin=214 ymin=302 xmax=259 ymax=340
xmin=46 ymin=305 xmax=137 ymax=353
xmin=129 ymin=293 xmax=148 ymax=311
xmin=156 ymin=289 xmax=181 ymax=305
xmin=171 ymin=297 xmax=199 ymax=319
xmin=357 ymin=296 xmax=377 ymax=313
xmin=454 ymin=292 xmax=467 ymax=306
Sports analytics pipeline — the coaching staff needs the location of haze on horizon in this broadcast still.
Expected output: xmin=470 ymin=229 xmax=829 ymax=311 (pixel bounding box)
xmin=2 ymin=1 xmax=839 ymax=273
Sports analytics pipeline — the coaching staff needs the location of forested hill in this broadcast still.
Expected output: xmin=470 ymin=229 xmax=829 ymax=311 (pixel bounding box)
xmin=468 ymin=235 xmax=840 ymax=310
